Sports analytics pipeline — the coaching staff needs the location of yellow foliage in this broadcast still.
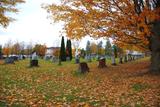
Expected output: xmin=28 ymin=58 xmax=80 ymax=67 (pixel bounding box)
xmin=44 ymin=0 xmax=159 ymax=51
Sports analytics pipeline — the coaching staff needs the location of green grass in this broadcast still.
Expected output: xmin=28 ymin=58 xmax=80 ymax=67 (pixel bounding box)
xmin=0 ymin=57 xmax=158 ymax=106
xmin=132 ymin=83 xmax=149 ymax=92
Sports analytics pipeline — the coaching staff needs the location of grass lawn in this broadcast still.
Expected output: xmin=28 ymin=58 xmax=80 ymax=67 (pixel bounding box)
xmin=0 ymin=57 xmax=160 ymax=107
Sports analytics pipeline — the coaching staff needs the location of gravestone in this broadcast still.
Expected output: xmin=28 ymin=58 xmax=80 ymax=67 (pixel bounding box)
xmin=11 ymin=56 xmax=18 ymax=61
xmin=66 ymin=57 xmax=70 ymax=61
xmin=124 ymin=55 xmax=128 ymax=62
xmin=111 ymin=54 xmax=116 ymax=65
xmin=5 ymin=57 xmax=15 ymax=64
xmin=119 ymin=56 xmax=123 ymax=64
xmin=98 ymin=57 xmax=107 ymax=68
xmin=22 ymin=55 xmax=26 ymax=59
xmin=75 ymin=49 xmax=80 ymax=64
xmin=78 ymin=62 xmax=89 ymax=73
xmin=128 ymin=54 xmax=132 ymax=61
xmin=44 ymin=55 xmax=51 ymax=61
xmin=86 ymin=55 xmax=91 ymax=62
xmin=96 ymin=55 xmax=101 ymax=61
xmin=30 ymin=51 xmax=39 ymax=67
xmin=51 ymin=56 xmax=58 ymax=63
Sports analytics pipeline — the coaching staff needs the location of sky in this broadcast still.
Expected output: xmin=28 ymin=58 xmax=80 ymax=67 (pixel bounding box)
xmin=0 ymin=0 xmax=107 ymax=48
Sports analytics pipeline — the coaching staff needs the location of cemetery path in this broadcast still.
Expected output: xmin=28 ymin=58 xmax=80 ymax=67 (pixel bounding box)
xmin=0 ymin=59 xmax=159 ymax=107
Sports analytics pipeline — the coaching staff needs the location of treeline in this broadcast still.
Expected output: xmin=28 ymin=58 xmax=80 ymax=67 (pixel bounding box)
xmin=0 ymin=41 xmax=47 ymax=57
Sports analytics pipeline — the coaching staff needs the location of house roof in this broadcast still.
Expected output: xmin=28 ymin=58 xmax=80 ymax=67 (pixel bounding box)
xmin=47 ymin=47 xmax=60 ymax=50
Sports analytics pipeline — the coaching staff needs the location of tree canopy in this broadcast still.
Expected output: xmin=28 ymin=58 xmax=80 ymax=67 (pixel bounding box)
xmin=44 ymin=0 xmax=160 ymax=50
xmin=0 ymin=0 xmax=25 ymax=27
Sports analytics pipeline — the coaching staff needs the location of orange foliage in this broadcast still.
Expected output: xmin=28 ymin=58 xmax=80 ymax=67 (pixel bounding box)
xmin=2 ymin=47 xmax=10 ymax=56
xmin=44 ymin=0 xmax=160 ymax=51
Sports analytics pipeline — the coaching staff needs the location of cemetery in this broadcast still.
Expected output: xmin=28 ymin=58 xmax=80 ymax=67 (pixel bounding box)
xmin=0 ymin=0 xmax=160 ymax=107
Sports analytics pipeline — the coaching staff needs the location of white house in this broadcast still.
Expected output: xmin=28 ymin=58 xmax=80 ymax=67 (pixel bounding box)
xmin=45 ymin=47 xmax=60 ymax=56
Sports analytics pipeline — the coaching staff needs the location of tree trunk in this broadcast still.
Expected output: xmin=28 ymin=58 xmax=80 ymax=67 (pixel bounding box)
xmin=150 ymin=20 xmax=160 ymax=73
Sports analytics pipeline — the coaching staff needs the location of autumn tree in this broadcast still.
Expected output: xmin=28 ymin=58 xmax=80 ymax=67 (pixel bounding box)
xmin=0 ymin=0 xmax=25 ymax=27
xmin=60 ymin=36 xmax=66 ymax=61
xmin=33 ymin=44 xmax=47 ymax=58
xmin=45 ymin=0 xmax=160 ymax=73
xmin=2 ymin=40 xmax=13 ymax=56
xmin=11 ymin=42 xmax=21 ymax=55
xmin=25 ymin=42 xmax=33 ymax=55
xmin=90 ymin=42 xmax=97 ymax=54
xmin=53 ymin=48 xmax=60 ymax=58
xmin=2 ymin=47 xmax=10 ymax=57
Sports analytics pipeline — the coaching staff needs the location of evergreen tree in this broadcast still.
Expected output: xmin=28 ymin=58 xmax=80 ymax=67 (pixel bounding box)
xmin=60 ymin=36 xmax=66 ymax=61
xmin=66 ymin=39 xmax=72 ymax=60
xmin=86 ymin=41 xmax=91 ymax=62
xmin=66 ymin=40 xmax=70 ymax=58
xmin=80 ymin=48 xmax=86 ymax=59
xmin=112 ymin=45 xmax=118 ymax=58
xmin=0 ymin=45 xmax=2 ymax=59
xmin=105 ymin=39 xmax=112 ymax=57
xmin=97 ymin=41 xmax=103 ymax=56
xmin=68 ymin=40 xmax=72 ymax=60
xmin=86 ymin=40 xmax=91 ymax=55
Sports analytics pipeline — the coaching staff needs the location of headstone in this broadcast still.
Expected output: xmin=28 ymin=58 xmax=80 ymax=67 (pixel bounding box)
xmin=128 ymin=54 xmax=132 ymax=61
xmin=44 ymin=55 xmax=51 ymax=61
xmin=22 ymin=55 xmax=26 ymax=59
xmin=30 ymin=51 xmax=39 ymax=67
xmin=86 ymin=55 xmax=91 ymax=62
xmin=66 ymin=57 xmax=70 ymax=61
xmin=96 ymin=55 xmax=101 ymax=61
xmin=119 ymin=55 xmax=123 ymax=64
xmin=111 ymin=50 xmax=116 ymax=65
xmin=78 ymin=62 xmax=89 ymax=73
xmin=98 ymin=57 xmax=107 ymax=68
xmin=51 ymin=56 xmax=58 ymax=63
xmin=75 ymin=58 xmax=80 ymax=64
xmin=11 ymin=56 xmax=18 ymax=61
xmin=4 ymin=57 xmax=15 ymax=64
xmin=75 ymin=49 xmax=80 ymax=64
xmin=124 ymin=55 xmax=128 ymax=62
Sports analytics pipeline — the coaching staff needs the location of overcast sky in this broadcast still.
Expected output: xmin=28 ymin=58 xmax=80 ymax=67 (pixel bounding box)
xmin=0 ymin=0 xmax=107 ymax=48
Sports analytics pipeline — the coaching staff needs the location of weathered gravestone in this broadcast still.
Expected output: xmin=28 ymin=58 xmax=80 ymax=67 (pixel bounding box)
xmin=75 ymin=49 xmax=80 ymax=64
xmin=98 ymin=57 xmax=107 ymax=68
xmin=85 ymin=55 xmax=91 ymax=62
xmin=66 ymin=57 xmax=70 ymax=61
xmin=11 ymin=56 xmax=18 ymax=61
xmin=119 ymin=55 xmax=123 ymax=64
xmin=78 ymin=62 xmax=89 ymax=73
xmin=124 ymin=55 xmax=128 ymax=62
xmin=22 ymin=55 xmax=26 ymax=59
xmin=44 ymin=55 xmax=51 ymax=61
xmin=111 ymin=54 xmax=116 ymax=65
xmin=4 ymin=57 xmax=15 ymax=64
xmin=111 ymin=45 xmax=117 ymax=65
xmin=30 ymin=51 xmax=39 ymax=67
xmin=51 ymin=56 xmax=58 ymax=63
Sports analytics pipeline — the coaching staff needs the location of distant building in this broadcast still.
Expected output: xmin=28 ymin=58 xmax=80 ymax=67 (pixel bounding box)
xmin=45 ymin=47 xmax=60 ymax=56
